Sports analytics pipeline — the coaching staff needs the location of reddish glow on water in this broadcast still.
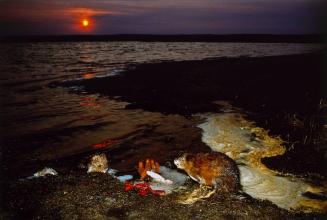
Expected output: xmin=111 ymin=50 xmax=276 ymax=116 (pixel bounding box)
xmin=92 ymin=139 xmax=120 ymax=149
xmin=80 ymin=97 xmax=101 ymax=108
xmin=82 ymin=73 xmax=95 ymax=79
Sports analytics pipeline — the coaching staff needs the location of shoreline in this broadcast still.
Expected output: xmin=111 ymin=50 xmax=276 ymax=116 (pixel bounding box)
xmin=1 ymin=34 xmax=324 ymax=43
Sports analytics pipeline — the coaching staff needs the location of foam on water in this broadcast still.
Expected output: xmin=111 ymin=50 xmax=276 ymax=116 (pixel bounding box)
xmin=198 ymin=110 xmax=327 ymax=212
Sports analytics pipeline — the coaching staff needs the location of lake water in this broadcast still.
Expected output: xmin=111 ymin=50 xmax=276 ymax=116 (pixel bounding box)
xmin=0 ymin=42 xmax=322 ymax=140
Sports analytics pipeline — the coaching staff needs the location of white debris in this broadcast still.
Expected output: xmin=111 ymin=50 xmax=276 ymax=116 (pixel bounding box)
xmin=116 ymin=175 xmax=133 ymax=182
xmin=107 ymin=168 xmax=118 ymax=176
xmin=146 ymin=170 xmax=173 ymax=184
xmin=149 ymin=167 xmax=188 ymax=194
xmin=27 ymin=167 xmax=58 ymax=179
xmin=159 ymin=166 xmax=189 ymax=186
xmin=107 ymin=168 xmax=133 ymax=183
xmin=149 ymin=182 xmax=174 ymax=194
xmin=144 ymin=166 xmax=189 ymax=194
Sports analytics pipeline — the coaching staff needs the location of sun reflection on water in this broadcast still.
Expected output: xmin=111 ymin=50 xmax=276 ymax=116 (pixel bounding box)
xmin=82 ymin=73 xmax=96 ymax=79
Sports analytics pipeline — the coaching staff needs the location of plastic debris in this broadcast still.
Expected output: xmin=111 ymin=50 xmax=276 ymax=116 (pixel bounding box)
xmin=106 ymin=168 xmax=133 ymax=183
xmin=27 ymin=167 xmax=58 ymax=179
xmin=123 ymin=165 xmax=188 ymax=196
xmin=148 ymin=182 xmax=174 ymax=194
xmin=147 ymin=166 xmax=189 ymax=194
xmin=116 ymin=175 xmax=133 ymax=183
xmin=159 ymin=166 xmax=189 ymax=186
xmin=87 ymin=153 xmax=108 ymax=173
xmin=107 ymin=168 xmax=118 ymax=176
xmin=146 ymin=171 xmax=173 ymax=184
xmin=124 ymin=181 xmax=134 ymax=191
xmin=124 ymin=181 xmax=165 ymax=196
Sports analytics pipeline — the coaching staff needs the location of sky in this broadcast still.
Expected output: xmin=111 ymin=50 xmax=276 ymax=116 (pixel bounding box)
xmin=0 ymin=0 xmax=324 ymax=35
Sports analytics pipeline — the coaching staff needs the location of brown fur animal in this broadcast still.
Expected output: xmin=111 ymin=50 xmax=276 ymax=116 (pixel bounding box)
xmin=174 ymin=152 xmax=240 ymax=192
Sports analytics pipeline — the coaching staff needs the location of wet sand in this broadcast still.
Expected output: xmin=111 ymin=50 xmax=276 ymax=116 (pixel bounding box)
xmin=2 ymin=52 xmax=326 ymax=219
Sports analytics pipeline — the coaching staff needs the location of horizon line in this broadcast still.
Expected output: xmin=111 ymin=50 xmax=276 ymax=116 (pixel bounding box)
xmin=1 ymin=34 xmax=324 ymax=43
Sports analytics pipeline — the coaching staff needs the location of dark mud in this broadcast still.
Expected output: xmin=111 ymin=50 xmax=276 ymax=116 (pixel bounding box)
xmin=1 ymin=172 xmax=316 ymax=220
xmin=56 ymin=53 xmax=324 ymax=116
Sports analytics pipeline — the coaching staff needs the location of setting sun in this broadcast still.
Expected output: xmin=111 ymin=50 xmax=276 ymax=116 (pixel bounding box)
xmin=82 ymin=19 xmax=89 ymax=27
xmin=76 ymin=17 xmax=94 ymax=32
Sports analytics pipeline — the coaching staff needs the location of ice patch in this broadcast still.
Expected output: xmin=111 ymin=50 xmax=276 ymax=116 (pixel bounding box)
xmin=198 ymin=111 xmax=327 ymax=212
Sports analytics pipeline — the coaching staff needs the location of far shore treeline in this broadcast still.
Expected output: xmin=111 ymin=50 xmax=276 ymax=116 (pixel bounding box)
xmin=0 ymin=34 xmax=325 ymax=43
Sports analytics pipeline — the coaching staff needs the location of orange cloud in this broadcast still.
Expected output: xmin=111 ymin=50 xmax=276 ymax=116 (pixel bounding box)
xmin=0 ymin=5 xmax=114 ymax=33
xmin=0 ymin=5 xmax=114 ymax=21
xmin=65 ymin=7 xmax=113 ymax=17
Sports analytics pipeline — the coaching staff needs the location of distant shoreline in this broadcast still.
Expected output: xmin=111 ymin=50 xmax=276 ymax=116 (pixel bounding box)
xmin=0 ymin=34 xmax=324 ymax=43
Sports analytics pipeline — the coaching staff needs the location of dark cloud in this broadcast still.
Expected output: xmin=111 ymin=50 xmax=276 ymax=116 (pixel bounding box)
xmin=0 ymin=0 xmax=323 ymax=35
